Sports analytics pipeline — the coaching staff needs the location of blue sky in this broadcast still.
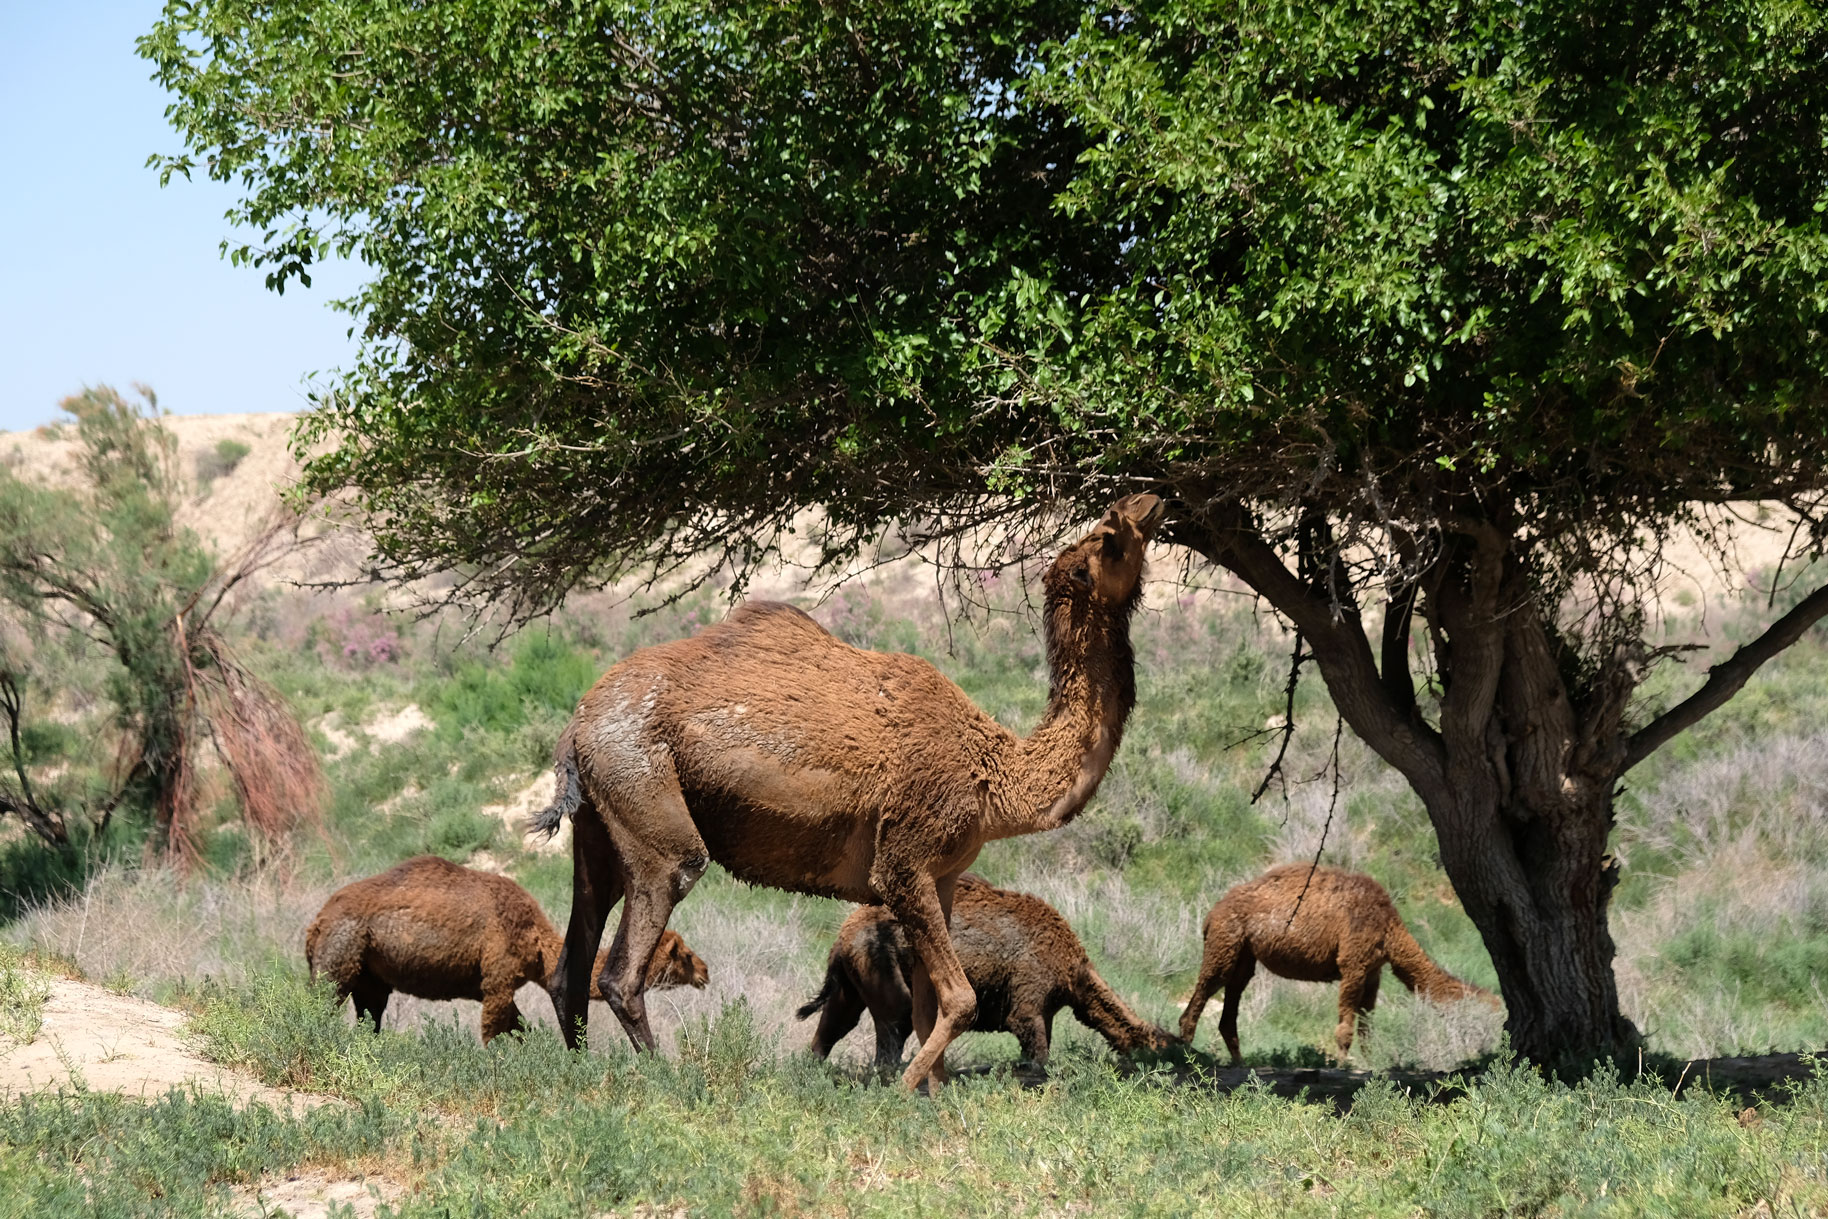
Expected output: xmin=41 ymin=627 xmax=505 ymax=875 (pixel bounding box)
xmin=0 ymin=2 xmax=362 ymax=433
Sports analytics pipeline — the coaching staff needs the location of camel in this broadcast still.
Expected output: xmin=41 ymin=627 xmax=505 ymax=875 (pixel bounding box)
xmin=534 ymin=493 xmax=1165 ymax=1089
xmin=797 ymin=873 xmax=1174 ymax=1068
xmin=304 ymin=855 xmax=708 ymax=1041
xmin=1178 ymin=863 xmax=1498 ymax=1063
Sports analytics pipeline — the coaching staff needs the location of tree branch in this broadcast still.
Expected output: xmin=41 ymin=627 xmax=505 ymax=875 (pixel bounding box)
xmin=0 ymin=672 xmax=67 ymax=847
xmin=1182 ymin=505 xmax=1445 ymax=790
xmin=1625 ymin=579 xmax=1828 ymax=770
xmin=1380 ymin=578 xmax=1420 ymax=720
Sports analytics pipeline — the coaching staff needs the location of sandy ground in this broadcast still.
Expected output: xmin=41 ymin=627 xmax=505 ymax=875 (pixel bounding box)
xmin=228 ymin=1170 xmax=405 ymax=1219
xmin=2 ymin=972 xmax=411 ymax=1215
xmin=0 ymin=975 xmax=328 ymax=1111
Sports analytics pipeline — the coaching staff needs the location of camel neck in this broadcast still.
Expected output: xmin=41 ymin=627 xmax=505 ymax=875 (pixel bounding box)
xmin=991 ymin=590 xmax=1138 ymax=836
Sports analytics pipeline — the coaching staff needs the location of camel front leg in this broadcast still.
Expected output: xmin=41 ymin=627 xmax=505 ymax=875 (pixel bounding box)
xmin=1011 ymin=1012 xmax=1052 ymax=1067
xmin=1216 ymin=952 xmax=1256 ymax=1066
xmin=1334 ymin=967 xmax=1381 ymax=1060
xmin=480 ymin=991 xmax=528 ymax=1043
xmin=883 ymin=871 xmax=975 ymax=1091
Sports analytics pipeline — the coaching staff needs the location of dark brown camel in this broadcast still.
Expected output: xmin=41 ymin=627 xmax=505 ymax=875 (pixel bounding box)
xmin=534 ymin=493 xmax=1165 ymax=1088
xmin=1179 ymin=863 xmax=1498 ymax=1063
xmin=797 ymin=873 xmax=1173 ymax=1067
xmin=304 ymin=855 xmax=707 ymax=1041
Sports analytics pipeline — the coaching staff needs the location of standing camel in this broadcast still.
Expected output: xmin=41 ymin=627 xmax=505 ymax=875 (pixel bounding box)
xmin=1179 ymin=863 xmax=1498 ymax=1063
xmin=533 ymin=493 xmax=1165 ymax=1089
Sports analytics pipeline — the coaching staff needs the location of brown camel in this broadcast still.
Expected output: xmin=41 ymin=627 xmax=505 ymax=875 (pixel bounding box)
xmin=304 ymin=855 xmax=708 ymax=1041
xmin=797 ymin=873 xmax=1174 ymax=1068
xmin=1178 ymin=863 xmax=1497 ymax=1063
xmin=534 ymin=493 xmax=1165 ymax=1088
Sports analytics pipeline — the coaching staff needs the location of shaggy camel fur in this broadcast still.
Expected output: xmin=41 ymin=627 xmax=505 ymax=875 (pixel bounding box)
xmin=797 ymin=874 xmax=1174 ymax=1067
xmin=535 ymin=493 xmax=1165 ymax=1088
xmin=305 ymin=855 xmax=707 ymax=1041
xmin=1179 ymin=863 xmax=1497 ymax=1063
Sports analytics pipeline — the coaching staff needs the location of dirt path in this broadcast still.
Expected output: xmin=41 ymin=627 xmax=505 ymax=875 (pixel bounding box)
xmin=0 ymin=975 xmax=329 ymax=1110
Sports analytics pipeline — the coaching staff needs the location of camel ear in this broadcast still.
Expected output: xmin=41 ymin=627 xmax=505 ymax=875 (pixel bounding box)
xmin=1070 ymin=563 xmax=1093 ymax=589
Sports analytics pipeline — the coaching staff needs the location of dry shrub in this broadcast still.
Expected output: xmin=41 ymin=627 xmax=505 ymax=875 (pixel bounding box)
xmin=6 ymin=862 xmax=336 ymax=991
xmin=196 ymin=633 xmax=326 ymax=852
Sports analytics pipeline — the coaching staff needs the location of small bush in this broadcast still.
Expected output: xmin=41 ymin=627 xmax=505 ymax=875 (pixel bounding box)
xmin=194 ymin=437 xmax=251 ymax=489
xmin=0 ymin=941 xmax=51 ymax=1044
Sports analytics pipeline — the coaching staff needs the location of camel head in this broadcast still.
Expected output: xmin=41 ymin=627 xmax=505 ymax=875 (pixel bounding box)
xmin=1045 ymin=493 xmax=1167 ymax=608
xmin=645 ymin=929 xmax=711 ymax=990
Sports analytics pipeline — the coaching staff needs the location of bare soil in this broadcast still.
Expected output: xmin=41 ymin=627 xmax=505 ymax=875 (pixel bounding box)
xmin=0 ymin=974 xmax=328 ymax=1110
xmin=228 ymin=1169 xmax=406 ymax=1219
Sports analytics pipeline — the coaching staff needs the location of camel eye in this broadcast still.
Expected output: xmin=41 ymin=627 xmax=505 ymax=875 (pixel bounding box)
xmin=1100 ymin=531 xmax=1125 ymax=560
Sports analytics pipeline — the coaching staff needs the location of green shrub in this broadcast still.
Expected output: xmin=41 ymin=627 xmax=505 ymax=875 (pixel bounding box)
xmin=194 ymin=436 xmax=251 ymax=488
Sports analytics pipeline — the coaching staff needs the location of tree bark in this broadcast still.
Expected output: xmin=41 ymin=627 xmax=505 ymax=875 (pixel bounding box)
xmin=1418 ymin=755 xmax=1637 ymax=1065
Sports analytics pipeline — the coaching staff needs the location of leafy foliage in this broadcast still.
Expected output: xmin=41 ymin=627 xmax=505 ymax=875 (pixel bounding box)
xmin=141 ymin=0 xmax=1828 ymax=610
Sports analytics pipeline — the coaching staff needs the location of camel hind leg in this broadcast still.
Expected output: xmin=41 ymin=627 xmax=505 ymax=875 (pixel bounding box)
xmin=350 ymin=973 xmax=390 ymax=1033
xmin=808 ymin=975 xmax=869 ymax=1062
xmin=553 ymin=799 xmax=625 ymax=1048
xmin=1181 ymin=917 xmax=1251 ymax=1054
xmin=592 ymin=753 xmax=710 ymax=1052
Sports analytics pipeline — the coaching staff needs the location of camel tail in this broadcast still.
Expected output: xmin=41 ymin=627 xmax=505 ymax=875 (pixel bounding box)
xmin=795 ymin=971 xmax=838 ymax=1022
xmin=1385 ymin=920 xmax=1492 ymax=1006
xmin=528 ymin=721 xmax=583 ymax=839
xmin=1072 ymin=962 xmax=1174 ymax=1053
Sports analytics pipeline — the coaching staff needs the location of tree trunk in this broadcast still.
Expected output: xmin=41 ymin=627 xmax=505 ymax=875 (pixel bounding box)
xmin=1421 ymin=777 xmax=1637 ymax=1066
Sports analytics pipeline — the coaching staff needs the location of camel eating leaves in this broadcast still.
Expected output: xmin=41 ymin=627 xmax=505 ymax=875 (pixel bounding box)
xmin=1179 ymin=863 xmax=1499 ymax=1063
xmin=535 ymin=493 xmax=1165 ymax=1089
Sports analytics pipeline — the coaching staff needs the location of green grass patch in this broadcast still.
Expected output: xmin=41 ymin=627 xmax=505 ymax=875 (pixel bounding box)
xmin=154 ymin=970 xmax=1828 ymax=1216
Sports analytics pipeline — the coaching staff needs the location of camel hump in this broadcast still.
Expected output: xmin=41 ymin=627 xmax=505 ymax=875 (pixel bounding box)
xmin=721 ymin=600 xmax=829 ymax=637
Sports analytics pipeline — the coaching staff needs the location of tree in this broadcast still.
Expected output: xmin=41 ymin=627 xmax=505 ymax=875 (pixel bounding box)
xmin=0 ymin=387 xmax=324 ymax=857
xmin=142 ymin=0 xmax=1828 ymax=1064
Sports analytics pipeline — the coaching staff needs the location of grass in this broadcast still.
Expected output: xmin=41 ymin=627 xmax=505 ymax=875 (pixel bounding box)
xmin=2 ymin=965 xmax=1820 ymax=1216
xmin=0 ymin=941 xmax=52 ymax=1046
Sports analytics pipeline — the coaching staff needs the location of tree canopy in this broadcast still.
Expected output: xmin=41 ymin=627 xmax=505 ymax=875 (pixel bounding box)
xmin=144 ymin=0 xmax=1828 ymax=1063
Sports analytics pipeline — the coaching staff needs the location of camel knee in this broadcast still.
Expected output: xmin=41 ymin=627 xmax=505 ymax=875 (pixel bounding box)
xmin=672 ymin=851 xmax=709 ymax=901
xmin=935 ymin=982 xmax=977 ymax=1032
xmin=600 ymin=972 xmax=648 ymax=1026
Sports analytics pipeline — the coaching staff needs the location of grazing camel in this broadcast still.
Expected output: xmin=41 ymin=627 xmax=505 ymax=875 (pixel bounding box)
xmin=534 ymin=493 xmax=1165 ymax=1089
xmin=1179 ymin=863 xmax=1498 ymax=1063
xmin=797 ymin=873 xmax=1174 ymax=1068
xmin=304 ymin=855 xmax=708 ymax=1041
